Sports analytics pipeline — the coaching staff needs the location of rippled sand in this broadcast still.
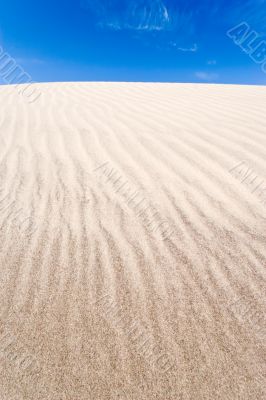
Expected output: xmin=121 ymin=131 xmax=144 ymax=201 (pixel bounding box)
xmin=0 ymin=82 xmax=265 ymax=399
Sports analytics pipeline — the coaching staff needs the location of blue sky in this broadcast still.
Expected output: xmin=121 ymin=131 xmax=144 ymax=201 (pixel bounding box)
xmin=0 ymin=0 xmax=266 ymax=84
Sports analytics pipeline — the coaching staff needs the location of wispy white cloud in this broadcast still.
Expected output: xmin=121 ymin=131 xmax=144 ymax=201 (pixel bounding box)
xmin=82 ymin=0 xmax=266 ymax=37
xmin=207 ymin=59 xmax=216 ymax=65
xmin=177 ymin=43 xmax=198 ymax=52
xmin=195 ymin=71 xmax=219 ymax=81
xmin=168 ymin=41 xmax=198 ymax=52
xmin=128 ymin=0 xmax=172 ymax=31
xmin=82 ymin=0 xmax=195 ymax=33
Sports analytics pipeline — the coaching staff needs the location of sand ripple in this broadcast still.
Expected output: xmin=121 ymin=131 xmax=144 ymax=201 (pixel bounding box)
xmin=0 ymin=82 xmax=265 ymax=399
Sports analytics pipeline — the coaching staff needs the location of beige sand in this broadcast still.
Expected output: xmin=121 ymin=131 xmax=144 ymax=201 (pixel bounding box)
xmin=0 ymin=82 xmax=265 ymax=399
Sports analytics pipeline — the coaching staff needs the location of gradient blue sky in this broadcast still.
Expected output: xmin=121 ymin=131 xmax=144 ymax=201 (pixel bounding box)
xmin=0 ymin=0 xmax=266 ymax=84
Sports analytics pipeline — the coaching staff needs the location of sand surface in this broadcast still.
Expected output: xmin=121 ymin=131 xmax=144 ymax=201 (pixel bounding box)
xmin=0 ymin=82 xmax=265 ymax=399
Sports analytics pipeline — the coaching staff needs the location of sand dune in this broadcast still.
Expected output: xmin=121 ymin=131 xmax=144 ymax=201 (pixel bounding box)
xmin=0 ymin=82 xmax=265 ymax=399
